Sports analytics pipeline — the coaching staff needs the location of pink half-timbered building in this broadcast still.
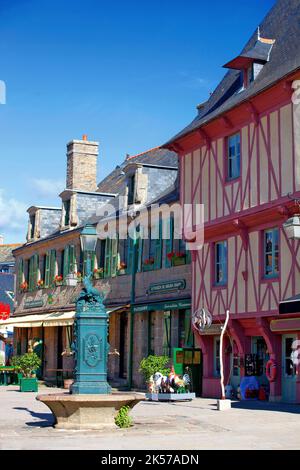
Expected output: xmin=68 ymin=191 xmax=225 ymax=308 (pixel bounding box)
xmin=164 ymin=0 xmax=300 ymax=402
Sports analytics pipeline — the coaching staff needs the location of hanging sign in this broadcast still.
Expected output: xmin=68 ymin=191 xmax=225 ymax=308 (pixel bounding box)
xmin=192 ymin=308 xmax=212 ymax=333
xmin=149 ymin=280 xmax=186 ymax=295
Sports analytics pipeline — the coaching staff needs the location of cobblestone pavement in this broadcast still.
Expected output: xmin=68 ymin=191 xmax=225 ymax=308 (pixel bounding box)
xmin=0 ymin=385 xmax=299 ymax=450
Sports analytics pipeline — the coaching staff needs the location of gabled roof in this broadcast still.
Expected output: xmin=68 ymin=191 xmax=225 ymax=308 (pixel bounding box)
xmin=165 ymin=0 xmax=300 ymax=145
xmin=97 ymin=147 xmax=178 ymax=194
xmin=0 ymin=245 xmax=21 ymax=264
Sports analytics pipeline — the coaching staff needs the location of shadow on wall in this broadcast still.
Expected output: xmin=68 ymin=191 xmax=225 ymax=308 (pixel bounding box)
xmin=13 ymin=407 xmax=54 ymax=427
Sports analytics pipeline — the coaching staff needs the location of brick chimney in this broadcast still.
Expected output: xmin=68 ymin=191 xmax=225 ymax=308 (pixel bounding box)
xmin=66 ymin=136 xmax=99 ymax=192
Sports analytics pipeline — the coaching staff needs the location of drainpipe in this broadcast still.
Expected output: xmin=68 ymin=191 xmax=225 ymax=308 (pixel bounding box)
xmin=128 ymin=235 xmax=138 ymax=390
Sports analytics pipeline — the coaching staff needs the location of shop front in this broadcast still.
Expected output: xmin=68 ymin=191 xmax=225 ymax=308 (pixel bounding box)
xmin=131 ymin=298 xmax=202 ymax=393
xmin=197 ymin=314 xmax=300 ymax=403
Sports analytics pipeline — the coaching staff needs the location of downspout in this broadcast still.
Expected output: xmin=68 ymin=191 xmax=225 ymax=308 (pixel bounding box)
xmin=128 ymin=235 xmax=138 ymax=390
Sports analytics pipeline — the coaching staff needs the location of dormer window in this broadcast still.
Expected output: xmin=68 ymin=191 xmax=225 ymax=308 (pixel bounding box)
xmin=30 ymin=214 xmax=36 ymax=240
xmin=64 ymin=199 xmax=71 ymax=227
xmin=127 ymin=174 xmax=136 ymax=206
xmin=223 ymin=34 xmax=275 ymax=89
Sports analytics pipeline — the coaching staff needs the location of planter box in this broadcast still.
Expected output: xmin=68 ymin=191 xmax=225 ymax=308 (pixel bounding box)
xmin=20 ymin=377 xmax=38 ymax=392
xmin=146 ymin=392 xmax=195 ymax=402
xmin=65 ymin=277 xmax=78 ymax=287
xmin=173 ymin=257 xmax=186 ymax=266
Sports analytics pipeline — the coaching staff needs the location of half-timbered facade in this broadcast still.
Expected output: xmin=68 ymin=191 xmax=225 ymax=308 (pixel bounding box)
xmin=164 ymin=0 xmax=300 ymax=402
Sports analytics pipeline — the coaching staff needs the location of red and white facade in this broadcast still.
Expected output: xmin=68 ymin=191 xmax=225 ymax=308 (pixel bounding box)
xmin=167 ymin=70 xmax=300 ymax=402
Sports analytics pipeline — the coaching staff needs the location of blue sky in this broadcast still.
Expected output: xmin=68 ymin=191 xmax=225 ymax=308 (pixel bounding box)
xmin=0 ymin=0 xmax=275 ymax=243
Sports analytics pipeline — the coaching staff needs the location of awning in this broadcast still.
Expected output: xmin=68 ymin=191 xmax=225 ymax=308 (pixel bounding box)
xmin=107 ymin=305 xmax=129 ymax=315
xmin=42 ymin=311 xmax=75 ymax=327
xmin=0 ymin=311 xmax=75 ymax=328
xmin=279 ymin=294 xmax=300 ymax=314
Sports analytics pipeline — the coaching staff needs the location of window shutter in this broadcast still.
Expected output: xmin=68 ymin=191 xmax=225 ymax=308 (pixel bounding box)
xmin=63 ymin=245 xmax=70 ymax=278
xmin=69 ymin=245 xmax=76 ymax=274
xmin=104 ymin=238 xmax=111 ymax=278
xmin=165 ymin=217 xmax=174 ymax=268
xmin=17 ymin=259 xmax=24 ymax=288
xmin=34 ymin=254 xmax=39 ymax=287
xmin=44 ymin=252 xmax=50 ymax=287
xmin=49 ymin=249 xmax=57 ymax=285
xmin=126 ymin=237 xmax=134 ymax=275
xmin=111 ymin=237 xmax=118 ymax=277
xmin=137 ymin=227 xmax=144 ymax=273
xmin=28 ymin=256 xmax=34 ymax=291
xmin=154 ymin=219 xmax=162 ymax=269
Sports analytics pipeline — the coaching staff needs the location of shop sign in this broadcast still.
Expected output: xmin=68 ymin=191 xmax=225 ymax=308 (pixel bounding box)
xmin=133 ymin=299 xmax=191 ymax=313
xmin=24 ymin=300 xmax=44 ymax=309
xmin=0 ymin=302 xmax=10 ymax=320
xmin=149 ymin=280 xmax=186 ymax=295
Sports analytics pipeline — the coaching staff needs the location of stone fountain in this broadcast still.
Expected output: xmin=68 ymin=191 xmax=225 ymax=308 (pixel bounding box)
xmin=37 ymin=224 xmax=144 ymax=430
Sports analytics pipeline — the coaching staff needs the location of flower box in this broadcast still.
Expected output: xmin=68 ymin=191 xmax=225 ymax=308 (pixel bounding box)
xmin=65 ymin=274 xmax=78 ymax=287
xmin=19 ymin=377 xmax=38 ymax=392
xmin=173 ymin=256 xmax=186 ymax=266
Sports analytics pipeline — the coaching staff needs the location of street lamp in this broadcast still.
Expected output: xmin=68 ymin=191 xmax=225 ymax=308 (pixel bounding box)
xmin=283 ymin=215 xmax=300 ymax=240
xmin=71 ymin=224 xmax=111 ymax=395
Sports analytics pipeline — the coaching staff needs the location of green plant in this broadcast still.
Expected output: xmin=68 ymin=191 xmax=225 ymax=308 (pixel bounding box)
xmin=139 ymin=355 xmax=170 ymax=383
xmin=11 ymin=353 xmax=41 ymax=378
xmin=115 ymin=405 xmax=132 ymax=428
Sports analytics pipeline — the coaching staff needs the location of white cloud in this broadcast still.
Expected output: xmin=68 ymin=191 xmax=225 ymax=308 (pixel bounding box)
xmin=0 ymin=189 xmax=27 ymax=231
xmin=31 ymin=178 xmax=65 ymax=197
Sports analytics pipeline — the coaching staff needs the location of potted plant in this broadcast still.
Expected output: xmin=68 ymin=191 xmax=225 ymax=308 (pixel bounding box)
xmin=173 ymin=251 xmax=186 ymax=266
xmin=143 ymin=257 xmax=155 ymax=270
xmin=139 ymin=355 xmax=170 ymax=388
xmin=37 ymin=279 xmax=44 ymax=289
xmin=93 ymin=267 xmax=104 ymax=280
xmin=76 ymin=271 xmax=83 ymax=282
xmin=117 ymin=261 xmax=127 ymax=275
xmin=11 ymin=353 xmax=41 ymax=392
xmin=20 ymin=281 xmax=28 ymax=293
xmin=65 ymin=272 xmax=78 ymax=287
xmin=54 ymin=275 xmax=63 ymax=286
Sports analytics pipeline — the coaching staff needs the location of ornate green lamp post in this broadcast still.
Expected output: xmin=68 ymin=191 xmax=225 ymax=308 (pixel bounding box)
xmin=71 ymin=224 xmax=111 ymax=395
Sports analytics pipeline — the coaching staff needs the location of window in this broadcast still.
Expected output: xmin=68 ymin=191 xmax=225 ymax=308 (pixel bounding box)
xmin=30 ymin=214 xmax=36 ymax=239
xmin=127 ymin=174 xmax=135 ymax=205
xmin=227 ymin=133 xmax=240 ymax=180
xmin=163 ymin=311 xmax=171 ymax=357
xmin=178 ymin=309 xmax=194 ymax=348
xmin=214 ymin=338 xmax=220 ymax=377
xmin=63 ymin=200 xmax=71 ymax=226
xmin=214 ymin=241 xmax=227 ymax=286
xmin=263 ymin=228 xmax=279 ymax=278
xmin=28 ymin=254 xmax=39 ymax=291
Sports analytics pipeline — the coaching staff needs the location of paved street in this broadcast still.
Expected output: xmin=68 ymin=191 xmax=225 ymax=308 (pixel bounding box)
xmin=0 ymin=385 xmax=299 ymax=450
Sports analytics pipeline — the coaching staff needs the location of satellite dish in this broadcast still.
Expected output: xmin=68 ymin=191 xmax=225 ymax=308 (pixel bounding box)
xmin=192 ymin=308 xmax=212 ymax=333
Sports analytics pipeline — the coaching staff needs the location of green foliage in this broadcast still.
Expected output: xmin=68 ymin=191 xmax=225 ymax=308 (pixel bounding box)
xmin=11 ymin=353 xmax=41 ymax=378
xmin=139 ymin=355 xmax=170 ymax=383
xmin=115 ymin=405 xmax=132 ymax=428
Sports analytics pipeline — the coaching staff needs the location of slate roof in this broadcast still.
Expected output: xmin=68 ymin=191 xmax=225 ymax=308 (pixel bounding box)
xmin=97 ymin=147 xmax=178 ymax=195
xmin=0 ymin=273 xmax=14 ymax=309
xmin=165 ymin=0 xmax=300 ymax=145
xmin=0 ymin=245 xmax=21 ymax=264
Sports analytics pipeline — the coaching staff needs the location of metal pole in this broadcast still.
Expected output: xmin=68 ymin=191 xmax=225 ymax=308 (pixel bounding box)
xmin=220 ymin=309 xmax=230 ymax=399
xmin=128 ymin=235 xmax=138 ymax=390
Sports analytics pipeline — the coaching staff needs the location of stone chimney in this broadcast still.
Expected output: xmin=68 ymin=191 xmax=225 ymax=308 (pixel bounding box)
xmin=0 ymin=235 xmax=4 ymax=245
xmin=66 ymin=135 xmax=99 ymax=192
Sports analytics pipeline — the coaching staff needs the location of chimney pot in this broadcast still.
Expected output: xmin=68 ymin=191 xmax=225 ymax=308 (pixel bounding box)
xmin=82 ymin=134 xmax=88 ymax=141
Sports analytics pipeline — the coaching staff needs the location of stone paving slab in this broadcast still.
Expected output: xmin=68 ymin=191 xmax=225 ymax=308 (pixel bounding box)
xmin=0 ymin=386 xmax=300 ymax=450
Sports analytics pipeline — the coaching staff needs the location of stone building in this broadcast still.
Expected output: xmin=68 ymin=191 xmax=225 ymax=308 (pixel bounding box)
xmin=2 ymin=137 xmax=196 ymax=390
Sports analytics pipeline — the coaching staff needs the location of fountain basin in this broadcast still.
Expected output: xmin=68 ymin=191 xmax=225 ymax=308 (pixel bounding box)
xmin=37 ymin=392 xmax=145 ymax=430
